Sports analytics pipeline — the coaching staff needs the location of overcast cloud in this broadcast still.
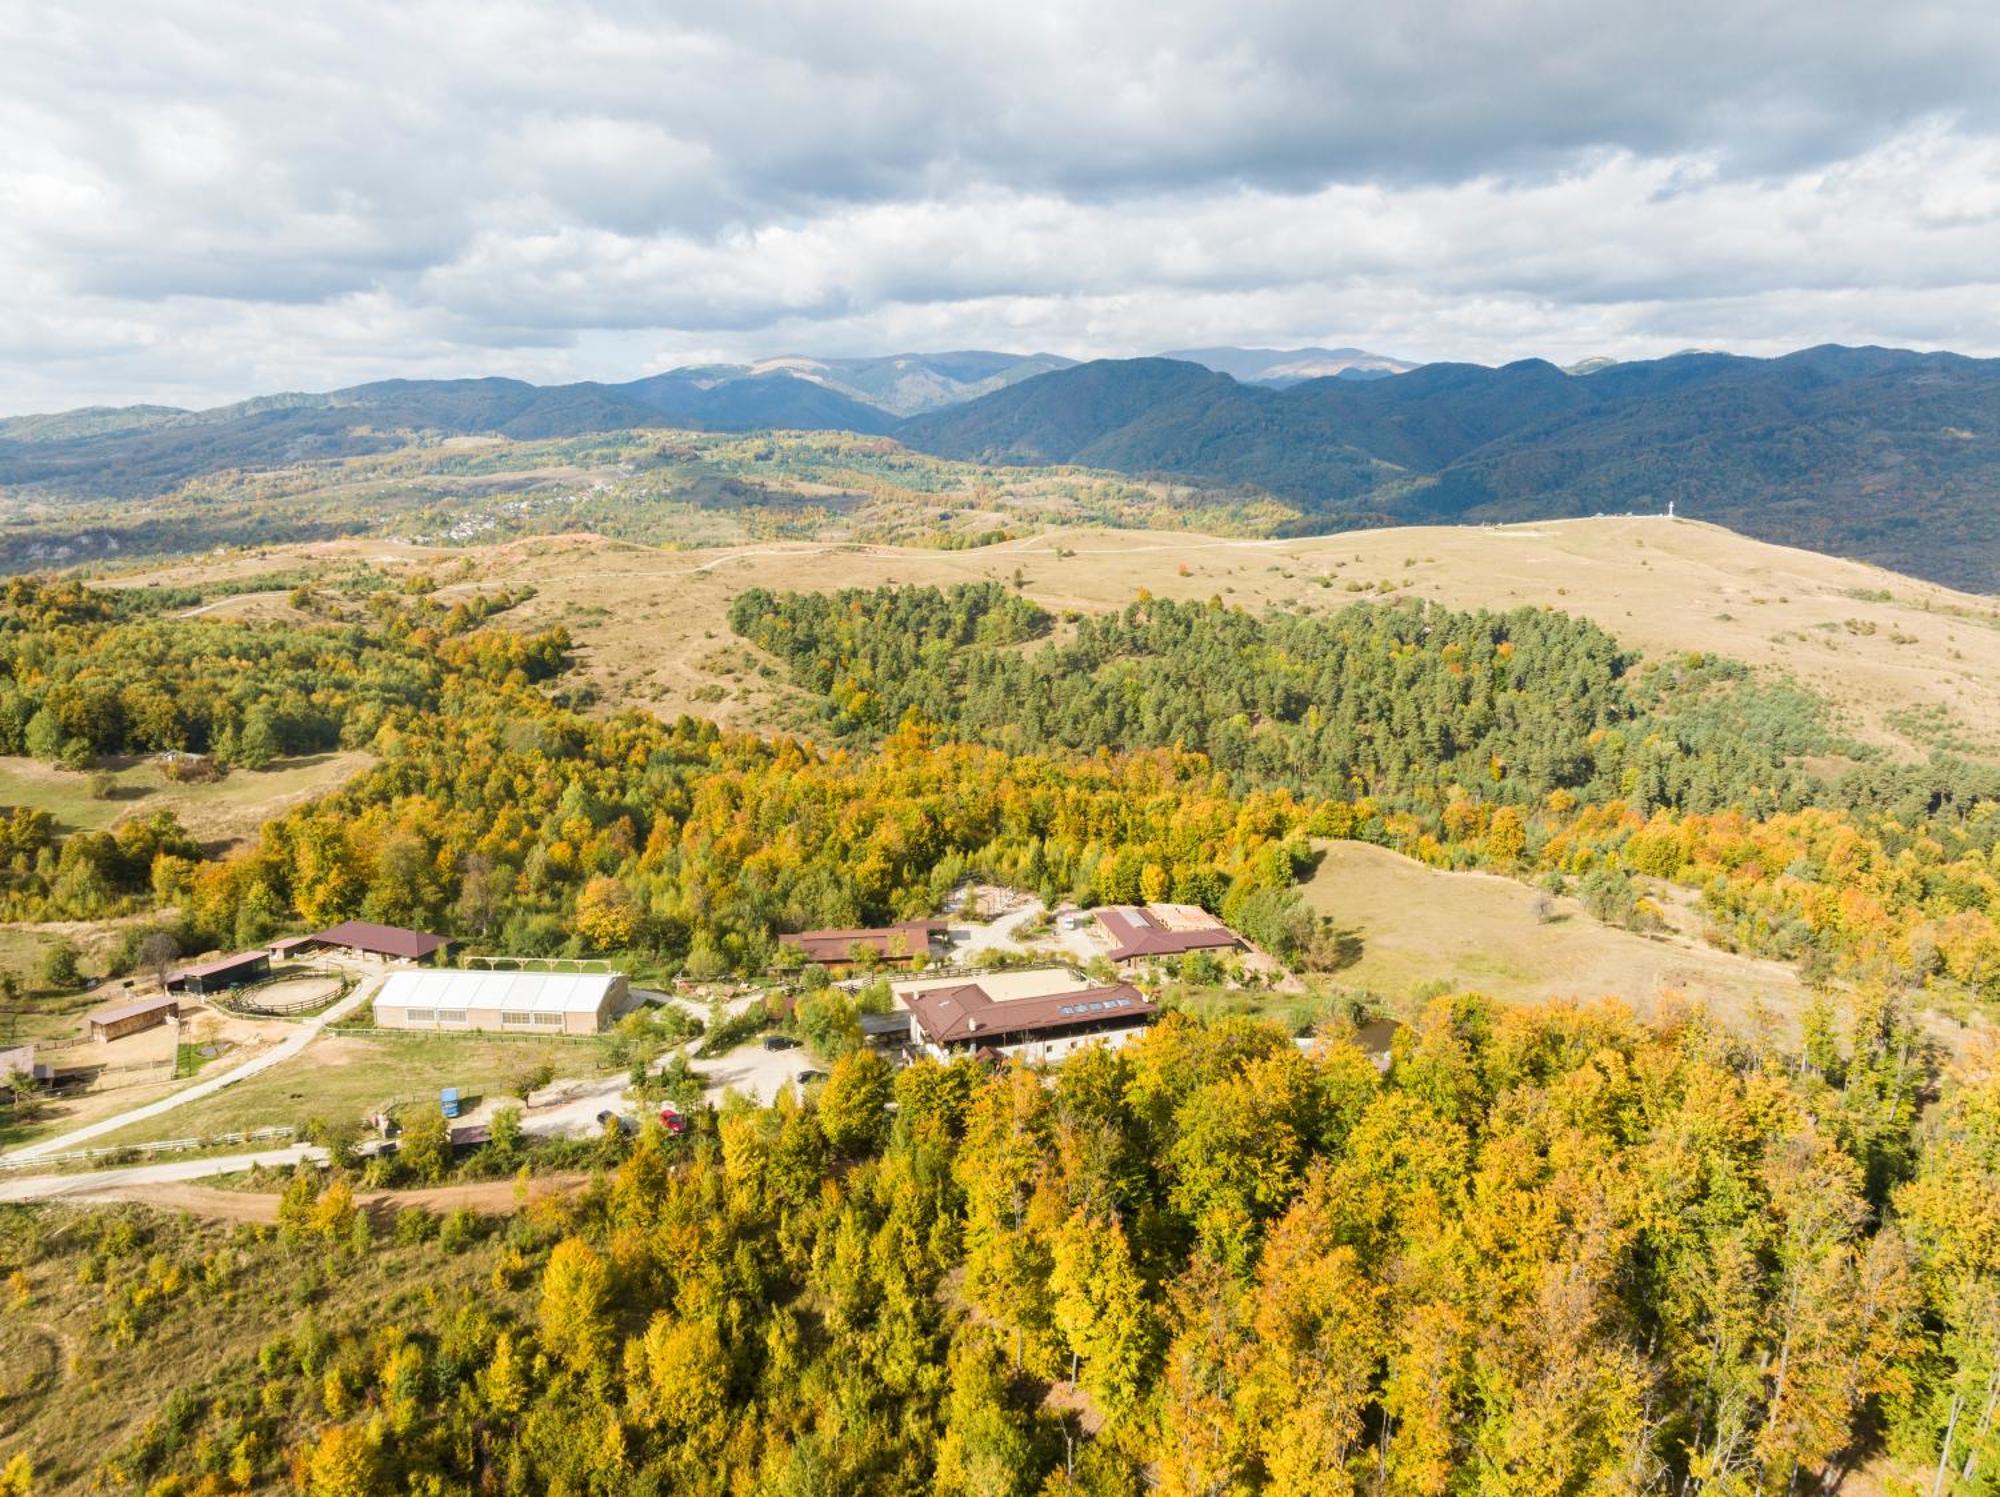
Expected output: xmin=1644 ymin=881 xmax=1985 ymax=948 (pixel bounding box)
xmin=3 ymin=0 xmax=1999 ymax=413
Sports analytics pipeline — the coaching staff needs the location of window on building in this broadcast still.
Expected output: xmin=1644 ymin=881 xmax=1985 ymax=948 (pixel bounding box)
xmin=531 ymin=1012 xmax=563 ymax=1027
xmin=500 ymin=1011 xmax=534 ymax=1026
xmin=405 ymin=1008 xmax=436 ymax=1023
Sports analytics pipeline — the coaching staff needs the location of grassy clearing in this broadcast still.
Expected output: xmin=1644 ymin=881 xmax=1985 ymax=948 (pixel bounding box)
xmin=1162 ymin=984 xmax=1355 ymax=1035
xmin=0 ymin=1202 xmax=528 ymax=1490
xmin=1297 ymin=839 xmax=1810 ymax=1034
xmin=0 ymin=976 xmax=109 ymax=1047
xmin=89 ymin=1029 xmax=618 ymax=1147
xmin=0 ymin=750 xmax=371 ymax=842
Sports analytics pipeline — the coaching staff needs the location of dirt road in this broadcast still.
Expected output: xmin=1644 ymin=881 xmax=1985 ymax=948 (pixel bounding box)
xmin=0 ymin=1146 xmax=587 ymax=1222
xmin=84 ymin=1172 xmax=592 ymax=1224
xmin=0 ymin=1144 xmax=322 ymax=1202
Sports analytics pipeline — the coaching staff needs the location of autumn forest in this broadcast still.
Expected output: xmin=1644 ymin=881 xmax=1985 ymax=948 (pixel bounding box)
xmin=0 ymin=564 xmax=1996 ymax=1495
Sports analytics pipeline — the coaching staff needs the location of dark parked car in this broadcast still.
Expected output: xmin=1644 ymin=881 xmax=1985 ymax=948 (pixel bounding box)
xmin=762 ymin=1033 xmax=801 ymax=1051
xmin=795 ymin=1069 xmax=829 ymax=1085
xmin=595 ymin=1109 xmax=636 ymax=1135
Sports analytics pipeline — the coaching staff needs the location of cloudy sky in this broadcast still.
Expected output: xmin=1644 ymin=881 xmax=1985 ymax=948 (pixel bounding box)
xmin=3 ymin=0 xmax=1998 ymax=413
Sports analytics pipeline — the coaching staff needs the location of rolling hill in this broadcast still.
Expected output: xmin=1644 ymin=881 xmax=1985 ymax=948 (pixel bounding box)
xmin=898 ymin=345 xmax=2000 ymax=590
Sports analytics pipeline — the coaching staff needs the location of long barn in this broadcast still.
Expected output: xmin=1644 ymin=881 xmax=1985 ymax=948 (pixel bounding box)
xmin=372 ymin=969 xmax=630 ymax=1036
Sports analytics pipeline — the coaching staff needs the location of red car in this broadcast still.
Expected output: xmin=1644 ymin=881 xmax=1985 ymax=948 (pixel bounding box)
xmin=658 ymin=1105 xmax=688 ymax=1136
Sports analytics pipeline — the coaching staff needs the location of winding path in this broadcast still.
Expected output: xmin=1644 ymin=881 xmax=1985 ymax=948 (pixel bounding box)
xmin=0 ymin=1144 xmax=322 ymax=1202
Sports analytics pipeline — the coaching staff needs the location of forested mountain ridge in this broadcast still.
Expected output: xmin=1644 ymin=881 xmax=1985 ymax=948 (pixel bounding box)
xmin=899 ymin=345 xmax=2000 ymax=590
xmin=8 ymin=342 xmax=2000 ymax=589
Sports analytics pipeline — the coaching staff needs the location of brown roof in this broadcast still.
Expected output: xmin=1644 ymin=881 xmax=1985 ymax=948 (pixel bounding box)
xmin=86 ymin=994 xmax=179 ymax=1027
xmin=312 ymin=921 xmax=448 ymax=960
xmin=906 ymin=980 xmax=1154 ymax=1047
xmin=781 ymin=920 xmax=946 ymax=963
xmin=1095 ymin=906 xmax=1241 ymax=961
xmin=170 ymin=950 xmax=269 ymax=982
xmin=269 ymin=934 xmax=319 ymax=953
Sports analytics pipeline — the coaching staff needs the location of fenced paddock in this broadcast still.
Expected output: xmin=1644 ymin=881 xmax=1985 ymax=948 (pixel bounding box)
xmin=212 ymin=969 xmax=350 ymax=1018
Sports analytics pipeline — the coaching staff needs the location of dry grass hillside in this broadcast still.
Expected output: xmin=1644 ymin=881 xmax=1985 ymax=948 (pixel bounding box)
xmin=111 ymin=516 xmax=2000 ymax=760
xmin=1301 ymin=839 xmax=1812 ymax=1032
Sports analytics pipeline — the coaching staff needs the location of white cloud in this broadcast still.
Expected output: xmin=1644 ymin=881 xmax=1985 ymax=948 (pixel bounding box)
xmin=1 ymin=0 xmax=1998 ymax=411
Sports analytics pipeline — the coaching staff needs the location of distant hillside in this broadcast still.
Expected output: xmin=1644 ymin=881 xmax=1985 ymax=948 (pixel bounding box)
xmin=733 ymin=350 xmax=1076 ymax=415
xmin=0 ymin=379 xmax=643 ymax=499
xmin=1163 ymin=345 xmax=1420 ymax=383
xmin=899 ymin=346 xmax=2000 ymax=590
xmin=0 ymin=352 xmax=1068 ymax=500
xmin=13 ymin=342 xmax=2000 ymax=590
xmin=0 ymin=372 xmax=895 ymax=500
xmin=612 ymin=370 xmax=895 ymax=433
xmin=618 ymin=350 xmax=1074 ymax=418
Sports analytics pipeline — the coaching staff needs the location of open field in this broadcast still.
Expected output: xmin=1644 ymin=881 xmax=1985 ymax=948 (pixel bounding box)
xmin=99 ymin=515 xmax=2000 ymax=760
xmin=1299 ymin=839 xmax=1812 ymax=1036
xmin=0 ymin=749 xmax=373 ymax=843
xmin=85 ymin=1027 xmax=615 ymax=1148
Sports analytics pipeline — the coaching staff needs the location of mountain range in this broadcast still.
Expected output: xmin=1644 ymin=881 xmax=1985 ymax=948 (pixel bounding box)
xmin=0 ymin=346 xmax=1397 ymax=502
xmin=1162 ymin=346 xmax=1420 ymax=383
xmin=3 ymin=343 xmax=1997 ymax=589
xmin=899 ymin=346 xmax=2000 ymax=591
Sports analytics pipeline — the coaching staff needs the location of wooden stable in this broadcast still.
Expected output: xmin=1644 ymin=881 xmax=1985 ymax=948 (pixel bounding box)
xmin=85 ymin=994 xmax=180 ymax=1042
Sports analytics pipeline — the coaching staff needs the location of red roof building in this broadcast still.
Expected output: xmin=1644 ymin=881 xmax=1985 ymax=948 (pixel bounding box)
xmin=904 ymin=979 xmax=1155 ymax=1058
xmin=1094 ymin=904 xmax=1243 ymax=963
xmin=780 ymin=920 xmax=947 ymax=966
xmin=290 ymin=921 xmax=449 ymax=963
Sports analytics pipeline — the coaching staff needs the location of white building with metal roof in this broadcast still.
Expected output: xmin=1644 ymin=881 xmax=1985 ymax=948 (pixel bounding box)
xmin=373 ymin=969 xmax=630 ymax=1036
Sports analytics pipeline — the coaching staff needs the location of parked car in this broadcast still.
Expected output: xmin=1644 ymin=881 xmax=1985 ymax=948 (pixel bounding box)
xmin=762 ymin=1033 xmax=801 ymax=1051
xmin=658 ymin=1105 xmax=688 ymax=1136
xmin=795 ymin=1069 xmax=829 ymax=1085
xmin=594 ymin=1109 xmax=636 ymax=1135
